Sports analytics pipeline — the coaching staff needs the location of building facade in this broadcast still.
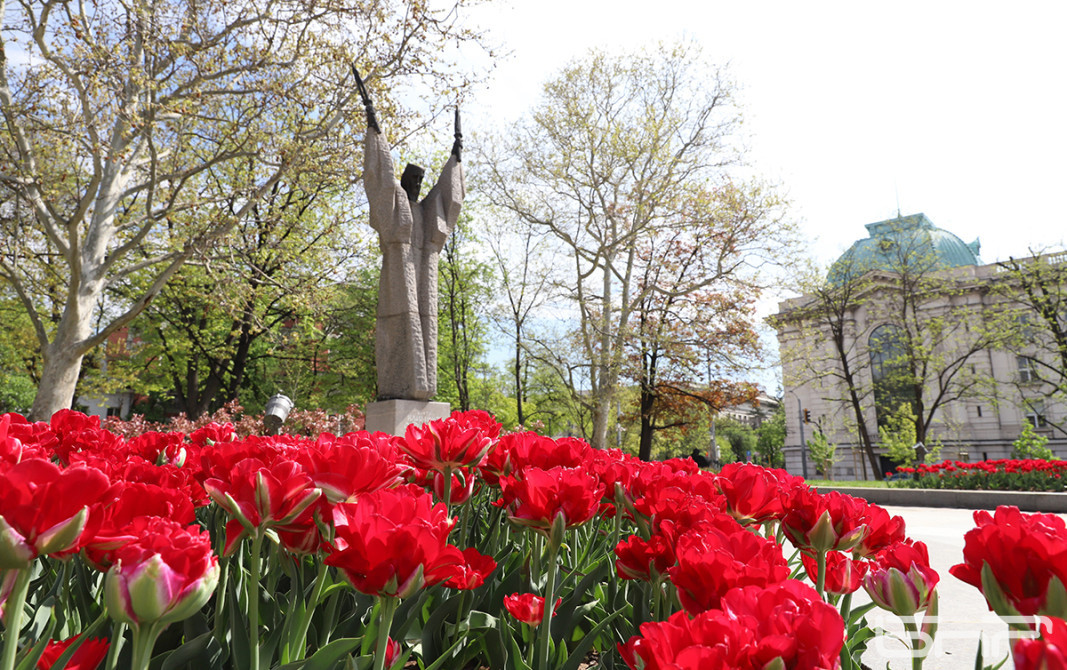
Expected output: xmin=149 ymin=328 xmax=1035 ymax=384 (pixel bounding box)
xmin=773 ymin=213 xmax=1066 ymax=479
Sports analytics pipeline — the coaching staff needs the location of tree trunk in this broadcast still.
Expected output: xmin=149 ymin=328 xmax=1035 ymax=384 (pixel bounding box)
xmin=591 ymin=391 xmax=611 ymax=450
xmin=29 ymin=343 xmax=86 ymax=420
xmin=514 ymin=332 xmax=524 ymax=426
xmin=638 ymin=386 xmax=656 ymax=461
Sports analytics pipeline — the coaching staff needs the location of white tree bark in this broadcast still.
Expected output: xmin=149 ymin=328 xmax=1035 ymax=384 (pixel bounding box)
xmin=0 ymin=0 xmax=486 ymax=419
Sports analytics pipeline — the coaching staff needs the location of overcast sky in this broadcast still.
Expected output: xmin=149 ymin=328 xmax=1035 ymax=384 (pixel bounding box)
xmin=461 ymin=0 xmax=1067 ymax=276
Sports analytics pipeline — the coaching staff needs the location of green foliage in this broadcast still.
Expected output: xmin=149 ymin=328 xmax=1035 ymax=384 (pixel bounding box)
xmin=0 ymin=297 xmax=41 ymax=412
xmin=755 ymin=405 xmax=786 ymax=467
xmin=715 ymin=418 xmax=757 ymax=462
xmin=0 ymin=372 xmax=36 ymax=414
xmin=807 ymin=432 xmax=838 ymax=479
xmin=1012 ymin=419 xmax=1055 ymax=460
xmin=879 ymin=402 xmax=919 ymax=467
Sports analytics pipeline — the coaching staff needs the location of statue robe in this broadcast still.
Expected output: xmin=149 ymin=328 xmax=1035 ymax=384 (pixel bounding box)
xmin=363 ymin=131 xmax=465 ymax=400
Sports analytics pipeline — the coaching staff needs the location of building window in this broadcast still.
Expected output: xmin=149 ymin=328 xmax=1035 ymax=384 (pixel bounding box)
xmin=1024 ymin=399 xmax=1047 ymax=428
xmin=1017 ymin=356 xmax=1039 ymax=383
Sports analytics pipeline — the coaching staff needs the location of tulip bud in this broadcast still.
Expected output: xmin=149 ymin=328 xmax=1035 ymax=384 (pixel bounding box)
xmin=865 ymin=564 xmax=938 ymax=617
xmin=393 ymin=563 xmax=426 ymax=600
xmin=808 ymin=511 xmax=838 ymax=554
xmin=36 ymin=506 xmax=89 ymax=556
xmin=0 ymin=517 xmax=34 ymax=570
xmin=548 ymin=512 xmax=568 ymax=552
xmin=105 ymin=552 xmax=219 ymax=628
xmin=103 ymin=519 xmax=219 ymax=629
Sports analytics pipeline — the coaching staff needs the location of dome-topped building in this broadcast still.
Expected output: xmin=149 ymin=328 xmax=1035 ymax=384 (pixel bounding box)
xmin=829 ymin=213 xmax=982 ymax=283
xmin=772 ymin=211 xmax=1066 ymax=481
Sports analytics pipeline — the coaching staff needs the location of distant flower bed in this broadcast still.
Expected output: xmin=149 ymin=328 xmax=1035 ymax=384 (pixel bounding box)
xmin=893 ymin=459 xmax=1067 ymax=492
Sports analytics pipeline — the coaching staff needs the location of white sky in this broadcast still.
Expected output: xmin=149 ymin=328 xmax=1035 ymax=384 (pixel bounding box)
xmin=461 ymin=0 xmax=1067 ymax=278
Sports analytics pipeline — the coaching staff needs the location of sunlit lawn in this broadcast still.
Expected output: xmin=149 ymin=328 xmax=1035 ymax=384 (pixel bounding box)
xmin=804 ymin=479 xmax=891 ymax=488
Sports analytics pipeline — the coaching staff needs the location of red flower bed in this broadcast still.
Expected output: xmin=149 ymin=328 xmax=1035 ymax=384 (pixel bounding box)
xmin=894 ymin=458 xmax=1067 ymax=491
xmin=0 ymin=409 xmax=1064 ymax=670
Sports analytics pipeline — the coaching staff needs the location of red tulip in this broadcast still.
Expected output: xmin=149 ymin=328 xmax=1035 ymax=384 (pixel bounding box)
xmin=614 ymin=534 xmax=675 ymax=583
xmin=104 ymin=517 xmax=219 ymax=628
xmin=483 ymin=433 xmax=591 ymax=487
xmin=950 ymin=506 xmax=1067 ymax=620
xmin=620 ymin=581 xmax=844 ymax=670
xmin=498 ymin=466 xmax=605 ymax=536
xmin=503 ymin=593 xmax=562 ymax=627
xmin=298 ymin=432 xmax=406 ymax=503
xmin=720 ymin=580 xmax=847 ymax=669
xmin=630 ymin=478 xmax=729 ymax=537
xmin=714 ymin=462 xmax=787 ymax=524
xmin=1013 ymin=616 xmax=1067 ymax=670
xmin=36 ymin=635 xmax=109 ymax=670
xmin=668 ymin=526 xmax=790 ymax=615
xmin=84 ymin=482 xmax=196 ymax=571
xmin=781 ymin=488 xmax=869 ymax=554
xmin=381 ymin=637 xmax=401 ymax=668
xmin=856 ymin=503 xmax=907 ymax=557
xmin=0 ymin=459 xmax=112 ymax=569
xmin=399 ymin=410 xmax=499 ymax=471
xmin=188 ymin=422 xmax=236 ymax=447
xmin=802 ymin=550 xmax=869 ymax=596
xmin=202 ymin=457 xmax=321 ymax=555
xmin=48 ymin=410 xmax=124 ymax=465
xmin=324 ymin=485 xmax=495 ymax=598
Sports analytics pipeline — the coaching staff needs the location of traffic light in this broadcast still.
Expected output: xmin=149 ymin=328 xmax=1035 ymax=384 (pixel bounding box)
xmin=803 ymin=409 xmax=811 ymax=423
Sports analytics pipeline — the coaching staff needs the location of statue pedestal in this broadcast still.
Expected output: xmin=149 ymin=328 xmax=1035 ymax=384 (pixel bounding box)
xmin=364 ymin=399 xmax=451 ymax=436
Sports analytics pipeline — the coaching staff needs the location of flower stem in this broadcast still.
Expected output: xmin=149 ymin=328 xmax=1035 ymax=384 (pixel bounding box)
xmin=249 ymin=529 xmax=266 ymax=670
xmin=903 ymin=615 xmax=925 ymax=670
xmin=373 ymin=596 xmax=399 ymax=670
xmin=129 ymin=623 xmax=162 ymax=670
xmin=442 ymin=465 xmax=453 ymax=518
xmin=815 ymin=550 xmax=827 ymax=600
xmin=537 ymin=541 xmax=560 ymax=670
xmin=839 ymin=591 xmax=853 ymax=623
xmin=0 ymin=569 xmax=30 ymax=670
xmin=290 ymin=558 xmax=329 ymax=661
xmin=213 ymin=555 xmax=230 ymax=648
xmin=104 ymin=622 xmax=126 ymax=670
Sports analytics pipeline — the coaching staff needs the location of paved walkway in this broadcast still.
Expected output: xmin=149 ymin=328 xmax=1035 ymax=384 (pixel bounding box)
xmin=860 ymin=505 xmax=1066 ymax=670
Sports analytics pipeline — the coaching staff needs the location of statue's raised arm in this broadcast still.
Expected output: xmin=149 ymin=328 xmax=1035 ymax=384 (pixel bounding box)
xmin=451 ymin=108 xmax=462 ymax=162
xmin=351 ymin=66 xmax=380 ymax=134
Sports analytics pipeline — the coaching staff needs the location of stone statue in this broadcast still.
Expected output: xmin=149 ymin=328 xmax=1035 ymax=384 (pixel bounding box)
xmin=354 ymin=68 xmax=465 ymax=401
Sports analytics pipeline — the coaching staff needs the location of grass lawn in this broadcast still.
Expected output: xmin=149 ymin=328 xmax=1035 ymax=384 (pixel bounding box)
xmin=804 ymin=479 xmax=891 ymax=488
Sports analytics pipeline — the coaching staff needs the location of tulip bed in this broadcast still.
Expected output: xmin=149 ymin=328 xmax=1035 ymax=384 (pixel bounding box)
xmin=1 ymin=409 xmax=1066 ymax=670
xmin=894 ymin=459 xmax=1067 ymax=492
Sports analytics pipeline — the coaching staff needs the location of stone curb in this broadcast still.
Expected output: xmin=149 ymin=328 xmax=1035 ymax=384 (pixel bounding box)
xmin=815 ymin=486 xmax=1067 ymax=513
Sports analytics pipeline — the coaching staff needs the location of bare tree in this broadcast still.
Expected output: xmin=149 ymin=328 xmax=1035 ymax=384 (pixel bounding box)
xmin=0 ymin=0 xmax=486 ymax=418
xmin=774 ymin=258 xmax=881 ymax=479
xmin=994 ymin=251 xmax=1067 ymax=437
xmin=486 ymin=215 xmax=552 ymax=426
xmin=479 ymin=42 xmax=794 ymax=449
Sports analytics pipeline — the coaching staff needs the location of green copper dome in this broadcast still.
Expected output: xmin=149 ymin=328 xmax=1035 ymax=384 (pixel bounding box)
xmin=829 ymin=213 xmax=982 ymax=284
